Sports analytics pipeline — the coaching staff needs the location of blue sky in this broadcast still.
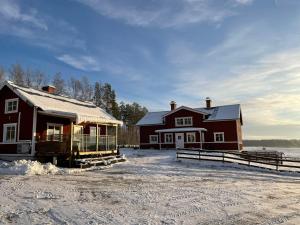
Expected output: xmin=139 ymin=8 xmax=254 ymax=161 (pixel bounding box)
xmin=1 ymin=0 xmax=300 ymax=139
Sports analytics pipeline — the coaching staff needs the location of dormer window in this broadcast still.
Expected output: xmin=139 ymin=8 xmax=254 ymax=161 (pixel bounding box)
xmin=175 ymin=117 xmax=193 ymax=127
xmin=5 ymin=98 xmax=19 ymax=114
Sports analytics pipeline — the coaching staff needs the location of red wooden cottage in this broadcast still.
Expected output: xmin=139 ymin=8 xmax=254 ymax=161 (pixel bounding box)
xmin=137 ymin=98 xmax=243 ymax=150
xmin=0 ymin=81 xmax=123 ymax=161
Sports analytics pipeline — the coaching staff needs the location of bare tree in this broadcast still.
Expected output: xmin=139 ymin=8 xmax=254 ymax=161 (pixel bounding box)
xmin=24 ymin=67 xmax=33 ymax=87
xmin=52 ymin=72 xmax=66 ymax=95
xmin=0 ymin=66 xmax=5 ymax=83
xmin=32 ymin=69 xmax=47 ymax=89
xmin=69 ymin=77 xmax=82 ymax=99
xmin=80 ymin=76 xmax=93 ymax=101
xmin=9 ymin=63 xmax=24 ymax=85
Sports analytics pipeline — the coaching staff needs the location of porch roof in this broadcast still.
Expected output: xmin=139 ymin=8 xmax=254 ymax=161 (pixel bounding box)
xmin=155 ymin=127 xmax=207 ymax=133
xmin=4 ymin=81 xmax=123 ymax=125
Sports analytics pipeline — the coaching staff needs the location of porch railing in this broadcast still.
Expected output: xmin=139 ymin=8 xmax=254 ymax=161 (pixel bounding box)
xmin=36 ymin=134 xmax=117 ymax=153
xmin=72 ymin=134 xmax=116 ymax=152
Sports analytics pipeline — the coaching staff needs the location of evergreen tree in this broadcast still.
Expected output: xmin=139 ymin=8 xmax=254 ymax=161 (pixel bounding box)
xmin=94 ymin=82 xmax=104 ymax=107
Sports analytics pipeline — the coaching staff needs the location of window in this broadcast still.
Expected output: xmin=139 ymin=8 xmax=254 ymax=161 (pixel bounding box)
xmin=3 ymin=123 xmax=17 ymax=143
xmin=186 ymin=132 xmax=196 ymax=143
xmin=90 ymin=127 xmax=100 ymax=136
xmin=149 ymin=135 xmax=158 ymax=144
xmin=47 ymin=123 xmax=63 ymax=141
xmin=175 ymin=117 xmax=193 ymax=127
xmin=164 ymin=133 xmax=173 ymax=143
xmin=5 ymin=98 xmax=18 ymax=114
xmin=214 ymin=132 xmax=224 ymax=142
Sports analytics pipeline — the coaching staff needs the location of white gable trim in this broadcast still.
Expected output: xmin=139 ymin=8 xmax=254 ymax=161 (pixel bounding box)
xmin=162 ymin=106 xmax=209 ymax=118
xmin=1 ymin=82 xmax=35 ymax=107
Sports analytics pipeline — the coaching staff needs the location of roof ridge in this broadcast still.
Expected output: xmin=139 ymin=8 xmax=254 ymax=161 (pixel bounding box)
xmin=7 ymin=81 xmax=96 ymax=107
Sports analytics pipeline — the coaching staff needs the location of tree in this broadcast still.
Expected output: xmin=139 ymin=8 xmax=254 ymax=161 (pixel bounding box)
xmin=9 ymin=63 xmax=24 ymax=85
xmin=69 ymin=77 xmax=82 ymax=99
xmin=94 ymin=82 xmax=104 ymax=107
xmin=32 ymin=69 xmax=47 ymax=89
xmin=0 ymin=66 xmax=5 ymax=83
xmin=52 ymin=72 xmax=66 ymax=95
xmin=80 ymin=76 xmax=93 ymax=101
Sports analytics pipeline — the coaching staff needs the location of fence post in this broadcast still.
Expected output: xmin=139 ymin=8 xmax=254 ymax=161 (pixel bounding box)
xmin=222 ymin=153 xmax=224 ymax=163
xmin=199 ymin=150 xmax=201 ymax=160
xmin=276 ymin=155 xmax=279 ymax=171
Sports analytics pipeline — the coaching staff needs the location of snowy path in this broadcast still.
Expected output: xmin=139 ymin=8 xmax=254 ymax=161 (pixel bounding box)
xmin=0 ymin=149 xmax=299 ymax=224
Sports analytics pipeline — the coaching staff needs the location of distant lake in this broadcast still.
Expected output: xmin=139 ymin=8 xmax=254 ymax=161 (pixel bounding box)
xmin=244 ymin=147 xmax=300 ymax=158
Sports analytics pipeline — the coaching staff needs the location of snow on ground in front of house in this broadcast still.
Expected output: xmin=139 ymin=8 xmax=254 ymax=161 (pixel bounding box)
xmin=0 ymin=148 xmax=299 ymax=224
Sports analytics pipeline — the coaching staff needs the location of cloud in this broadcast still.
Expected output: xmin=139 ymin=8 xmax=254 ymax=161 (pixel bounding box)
xmin=57 ymin=54 xmax=101 ymax=71
xmin=75 ymin=0 xmax=253 ymax=27
xmin=0 ymin=0 xmax=86 ymax=51
xmin=0 ymin=0 xmax=47 ymax=30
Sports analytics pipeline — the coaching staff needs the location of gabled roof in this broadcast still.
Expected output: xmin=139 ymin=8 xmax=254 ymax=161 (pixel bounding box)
xmin=1 ymin=81 xmax=123 ymax=125
xmin=136 ymin=104 xmax=241 ymax=126
xmin=162 ymin=106 xmax=209 ymax=117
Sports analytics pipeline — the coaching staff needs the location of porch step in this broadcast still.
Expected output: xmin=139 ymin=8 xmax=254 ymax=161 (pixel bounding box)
xmin=74 ymin=155 xmax=126 ymax=169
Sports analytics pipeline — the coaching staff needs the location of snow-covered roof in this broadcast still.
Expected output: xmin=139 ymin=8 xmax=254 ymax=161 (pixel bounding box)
xmin=3 ymin=81 xmax=123 ymax=125
xmin=155 ymin=127 xmax=207 ymax=133
xmin=137 ymin=104 xmax=241 ymax=126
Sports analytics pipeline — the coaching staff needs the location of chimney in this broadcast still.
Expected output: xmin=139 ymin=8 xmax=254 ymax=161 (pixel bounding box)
xmin=170 ymin=101 xmax=177 ymax=111
xmin=205 ymin=97 xmax=211 ymax=108
xmin=42 ymin=85 xmax=56 ymax=94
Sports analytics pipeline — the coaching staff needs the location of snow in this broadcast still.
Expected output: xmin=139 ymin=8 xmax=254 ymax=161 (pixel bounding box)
xmin=137 ymin=104 xmax=240 ymax=125
xmin=0 ymin=148 xmax=299 ymax=224
xmin=4 ymin=81 xmax=122 ymax=125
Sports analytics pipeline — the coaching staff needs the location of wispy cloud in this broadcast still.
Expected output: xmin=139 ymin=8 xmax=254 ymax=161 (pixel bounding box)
xmin=0 ymin=0 xmax=47 ymax=30
xmin=57 ymin=54 xmax=101 ymax=71
xmin=75 ymin=0 xmax=253 ymax=27
xmin=0 ymin=0 xmax=86 ymax=51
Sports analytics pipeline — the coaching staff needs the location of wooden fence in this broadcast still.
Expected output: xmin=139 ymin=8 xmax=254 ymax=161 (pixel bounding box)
xmin=176 ymin=148 xmax=300 ymax=173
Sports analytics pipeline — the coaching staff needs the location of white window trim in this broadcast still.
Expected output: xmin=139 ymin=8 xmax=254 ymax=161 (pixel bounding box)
xmin=214 ymin=132 xmax=225 ymax=143
xmin=149 ymin=135 xmax=158 ymax=144
xmin=164 ymin=133 xmax=173 ymax=144
xmin=175 ymin=117 xmax=193 ymax=127
xmin=3 ymin=123 xmax=17 ymax=143
xmin=47 ymin=123 xmax=64 ymax=141
xmin=5 ymin=98 xmax=19 ymax=114
xmin=186 ymin=132 xmax=196 ymax=143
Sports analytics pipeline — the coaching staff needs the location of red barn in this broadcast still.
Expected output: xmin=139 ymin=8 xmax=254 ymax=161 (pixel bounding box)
xmin=0 ymin=81 xmax=122 ymax=161
xmin=137 ymin=98 xmax=243 ymax=150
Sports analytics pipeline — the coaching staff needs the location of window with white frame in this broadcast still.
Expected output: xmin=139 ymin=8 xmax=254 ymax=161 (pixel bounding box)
xmin=5 ymin=98 xmax=19 ymax=114
xmin=186 ymin=132 xmax=196 ymax=143
xmin=90 ymin=126 xmax=100 ymax=136
xmin=214 ymin=132 xmax=224 ymax=142
xmin=47 ymin=123 xmax=63 ymax=141
xmin=164 ymin=133 xmax=173 ymax=143
xmin=149 ymin=135 xmax=158 ymax=144
xmin=175 ymin=117 xmax=193 ymax=127
xmin=3 ymin=123 xmax=17 ymax=143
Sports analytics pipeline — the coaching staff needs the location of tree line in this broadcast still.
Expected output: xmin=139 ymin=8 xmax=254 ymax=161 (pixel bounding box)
xmin=0 ymin=64 xmax=147 ymax=130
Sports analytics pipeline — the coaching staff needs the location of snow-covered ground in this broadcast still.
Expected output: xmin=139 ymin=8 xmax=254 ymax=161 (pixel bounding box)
xmin=0 ymin=148 xmax=299 ymax=224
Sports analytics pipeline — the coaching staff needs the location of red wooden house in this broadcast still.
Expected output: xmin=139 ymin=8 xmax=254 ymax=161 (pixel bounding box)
xmin=0 ymin=81 xmax=123 ymax=161
xmin=137 ymin=98 xmax=243 ymax=150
